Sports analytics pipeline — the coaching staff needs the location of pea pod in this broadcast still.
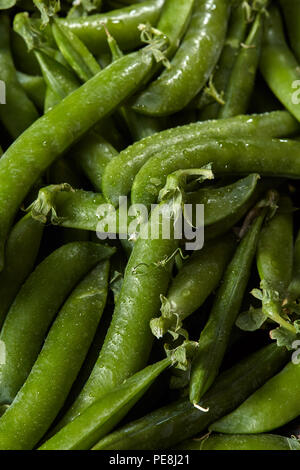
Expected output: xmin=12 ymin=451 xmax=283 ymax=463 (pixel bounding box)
xmin=16 ymin=71 xmax=46 ymax=110
xmin=0 ymin=34 xmax=167 ymax=272
xmin=132 ymin=0 xmax=229 ymax=116
xmin=0 ymin=261 xmax=110 ymax=450
xmin=150 ymin=234 xmax=236 ymax=339
xmin=0 ymin=15 xmax=39 ymax=138
xmin=190 ymin=205 xmax=268 ymax=404
xmin=0 ymin=214 xmax=44 ymax=330
xmin=102 ymin=111 xmax=299 ymax=207
xmin=179 ymin=434 xmax=300 ymax=450
xmin=93 ymin=343 xmax=288 ymax=450
xmin=288 ymin=229 xmax=300 ymax=301
xmin=260 ymin=5 xmax=300 ymax=123
xmin=278 ymin=0 xmax=300 ymax=63
xmin=0 ymin=242 xmax=115 ymax=405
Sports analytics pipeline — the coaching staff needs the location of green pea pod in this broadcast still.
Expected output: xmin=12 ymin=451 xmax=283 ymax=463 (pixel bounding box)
xmin=16 ymin=71 xmax=46 ymax=110
xmin=288 ymin=229 xmax=300 ymax=301
xmin=218 ymin=10 xmax=263 ymax=118
xmin=131 ymin=137 xmax=300 ymax=208
xmin=0 ymin=242 xmax=115 ymax=405
xmin=150 ymin=234 xmax=236 ymax=339
xmin=132 ymin=0 xmax=229 ymax=116
xmin=92 ymin=343 xmax=288 ymax=450
xmin=0 ymin=0 xmax=16 ymax=9
xmin=102 ymin=110 xmax=299 ymax=207
xmin=278 ymin=0 xmax=300 ymax=63
xmin=210 ymin=358 xmax=300 ymax=434
xmin=0 ymin=15 xmax=39 ymax=138
xmin=179 ymin=434 xmax=300 ymax=450
xmin=260 ymin=5 xmax=300 ymax=123
xmin=190 ymin=206 xmax=268 ymax=404
xmin=0 ymin=261 xmax=110 ymax=450
xmin=0 ymin=33 xmax=168 ymax=272
xmin=52 ymin=19 xmax=101 ymax=82
xmin=39 ymin=357 xmax=175 ymax=450
xmin=0 ymin=214 xmax=44 ymax=329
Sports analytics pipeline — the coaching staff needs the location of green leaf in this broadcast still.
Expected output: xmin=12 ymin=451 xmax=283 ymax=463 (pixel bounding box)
xmin=270 ymin=326 xmax=297 ymax=350
xmin=0 ymin=0 xmax=16 ymax=10
xmin=236 ymin=306 xmax=267 ymax=332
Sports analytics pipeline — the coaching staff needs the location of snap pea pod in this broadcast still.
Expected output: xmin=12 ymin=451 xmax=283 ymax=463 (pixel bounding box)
xmin=278 ymin=0 xmax=300 ymax=63
xmin=0 ymin=242 xmax=115 ymax=405
xmin=40 ymin=358 xmax=175 ymax=450
xmin=92 ymin=343 xmax=288 ymax=450
xmin=0 ymin=214 xmax=44 ymax=330
xmin=218 ymin=10 xmax=263 ymax=119
xmin=260 ymin=5 xmax=300 ymax=123
xmin=131 ymin=137 xmax=300 ymax=208
xmin=0 ymin=15 xmax=39 ymax=139
xmin=190 ymin=206 xmax=267 ymax=404
xmin=16 ymin=71 xmax=46 ymax=110
xmin=150 ymin=234 xmax=236 ymax=339
xmin=288 ymin=229 xmax=300 ymax=301
xmin=102 ymin=111 xmax=300 ymax=207
xmin=210 ymin=356 xmax=300 ymax=434
xmin=0 ymin=261 xmax=110 ymax=451
xmin=0 ymin=36 xmax=167 ymax=272
xmin=132 ymin=0 xmax=229 ymax=116
xmin=179 ymin=434 xmax=300 ymax=450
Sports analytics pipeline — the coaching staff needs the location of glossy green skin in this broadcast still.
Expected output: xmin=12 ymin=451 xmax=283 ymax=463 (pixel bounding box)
xmin=131 ymin=137 xmax=300 ymax=208
xmin=210 ymin=359 xmax=300 ymax=434
xmin=40 ymin=359 xmax=169 ymax=451
xmin=0 ymin=242 xmax=114 ymax=405
xmin=198 ymin=3 xmax=248 ymax=119
xmin=180 ymin=434 xmax=300 ymax=450
xmin=59 ymin=0 xmax=164 ymax=55
xmin=152 ymin=235 xmax=235 ymax=338
xmin=257 ymin=197 xmax=293 ymax=296
xmin=93 ymin=344 xmax=288 ymax=450
xmin=0 ymin=15 xmax=38 ymax=138
xmin=260 ymin=6 xmax=300 ymax=123
xmin=0 ymin=262 xmax=110 ymax=450
xmin=102 ymin=111 xmax=299 ymax=207
xmin=190 ymin=211 xmax=265 ymax=404
xmin=0 ymin=214 xmax=44 ymax=329
xmin=0 ymin=45 xmax=158 ymax=272
xmin=55 ymin=202 xmax=179 ymax=430
xmin=16 ymin=72 xmax=46 ymax=111
xmin=133 ymin=0 xmax=229 ymax=116
xmin=279 ymin=0 xmax=300 ymax=63
xmin=288 ymin=229 xmax=300 ymax=300
xmin=219 ymin=13 xmax=263 ymax=119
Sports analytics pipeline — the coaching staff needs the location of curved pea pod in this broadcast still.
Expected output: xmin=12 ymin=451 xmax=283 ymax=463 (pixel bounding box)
xmin=0 ymin=261 xmax=110 ymax=450
xmin=179 ymin=434 xmax=300 ymax=450
xmin=288 ymin=229 xmax=300 ymax=301
xmin=0 ymin=15 xmax=39 ymax=138
xmin=131 ymin=137 xmax=300 ymax=208
xmin=92 ymin=343 xmax=289 ymax=450
xmin=209 ymin=357 xmax=300 ymax=435
xmin=189 ymin=206 xmax=268 ymax=404
xmin=132 ymin=0 xmax=229 ymax=116
xmin=0 ymin=242 xmax=115 ymax=405
xmin=102 ymin=111 xmax=299 ymax=207
xmin=0 ymin=214 xmax=44 ymax=330
xmin=278 ymin=0 xmax=300 ymax=63
xmin=150 ymin=234 xmax=236 ymax=339
xmin=0 ymin=33 xmax=168 ymax=272
xmin=16 ymin=72 xmax=46 ymax=111
xmin=39 ymin=352 xmax=189 ymax=451
xmin=260 ymin=6 xmax=300 ymax=123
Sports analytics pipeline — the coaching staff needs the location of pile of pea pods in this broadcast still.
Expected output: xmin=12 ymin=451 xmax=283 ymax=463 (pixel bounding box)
xmin=1 ymin=0 xmax=300 ymax=451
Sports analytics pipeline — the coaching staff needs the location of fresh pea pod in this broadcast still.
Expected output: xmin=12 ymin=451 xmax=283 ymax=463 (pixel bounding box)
xmin=278 ymin=0 xmax=300 ymax=63
xmin=93 ymin=343 xmax=288 ymax=450
xmin=179 ymin=434 xmax=300 ymax=450
xmin=260 ymin=5 xmax=300 ymax=123
xmin=102 ymin=111 xmax=299 ymax=207
xmin=150 ymin=234 xmax=236 ymax=339
xmin=16 ymin=71 xmax=46 ymax=110
xmin=190 ymin=205 xmax=268 ymax=404
xmin=0 ymin=261 xmax=110 ymax=450
xmin=288 ymin=229 xmax=300 ymax=301
xmin=0 ymin=15 xmax=39 ymax=138
xmin=0 ymin=214 xmax=44 ymax=330
xmin=0 ymin=34 xmax=168 ymax=272
xmin=132 ymin=0 xmax=229 ymax=116
xmin=0 ymin=242 xmax=115 ymax=405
